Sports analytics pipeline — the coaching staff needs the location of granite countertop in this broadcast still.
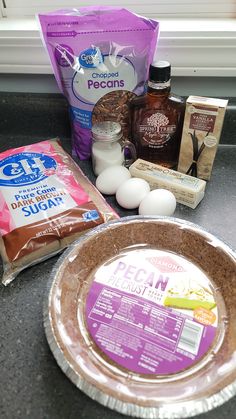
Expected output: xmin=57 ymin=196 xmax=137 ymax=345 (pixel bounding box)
xmin=0 ymin=94 xmax=236 ymax=419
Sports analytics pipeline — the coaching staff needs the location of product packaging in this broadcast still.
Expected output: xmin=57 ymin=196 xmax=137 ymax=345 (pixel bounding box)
xmin=177 ymin=96 xmax=228 ymax=180
xmin=38 ymin=7 xmax=159 ymax=159
xmin=45 ymin=216 xmax=236 ymax=418
xmin=0 ymin=139 xmax=118 ymax=285
xmin=129 ymin=158 xmax=206 ymax=209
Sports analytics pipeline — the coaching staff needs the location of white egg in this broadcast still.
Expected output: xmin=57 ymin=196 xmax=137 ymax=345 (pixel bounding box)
xmin=139 ymin=189 xmax=176 ymax=216
xmin=95 ymin=165 xmax=131 ymax=195
xmin=116 ymin=178 xmax=150 ymax=209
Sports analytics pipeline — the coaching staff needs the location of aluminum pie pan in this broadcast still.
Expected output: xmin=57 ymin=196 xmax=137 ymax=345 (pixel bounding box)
xmin=44 ymin=216 xmax=236 ymax=418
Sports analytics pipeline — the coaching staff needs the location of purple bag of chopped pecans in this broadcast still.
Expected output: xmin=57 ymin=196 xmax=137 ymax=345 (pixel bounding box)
xmin=38 ymin=6 xmax=159 ymax=159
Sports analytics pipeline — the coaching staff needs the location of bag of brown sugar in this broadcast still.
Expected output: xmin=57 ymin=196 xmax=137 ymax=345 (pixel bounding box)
xmin=0 ymin=139 xmax=118 ymax=285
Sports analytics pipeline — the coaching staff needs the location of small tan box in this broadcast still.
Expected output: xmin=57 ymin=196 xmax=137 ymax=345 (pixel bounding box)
xmin=177 ymin=96 xmax=228 ymax=180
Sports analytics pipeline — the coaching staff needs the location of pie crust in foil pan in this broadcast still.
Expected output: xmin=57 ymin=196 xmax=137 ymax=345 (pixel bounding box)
xmin=44 ymin=216 xmax=236 ymax=418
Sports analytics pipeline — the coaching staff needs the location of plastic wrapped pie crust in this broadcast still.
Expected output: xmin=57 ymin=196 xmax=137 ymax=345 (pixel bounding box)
xmin=44 ymin=216 xmax=236 ymax=418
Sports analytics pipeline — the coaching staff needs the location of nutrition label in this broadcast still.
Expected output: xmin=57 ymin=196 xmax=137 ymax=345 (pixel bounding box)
xmin=85 ymin=249 xmax=217 ymax=375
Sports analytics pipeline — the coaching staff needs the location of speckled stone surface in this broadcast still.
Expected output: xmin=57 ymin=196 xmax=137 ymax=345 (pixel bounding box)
xmin=0 ymin=94 xmax=236 ymax=419
xmin=0 ymin=93 xmax=235 ymax=145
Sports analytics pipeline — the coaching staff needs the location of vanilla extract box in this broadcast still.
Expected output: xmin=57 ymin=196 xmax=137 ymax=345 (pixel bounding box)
xmin=177 ymin=96 xmax=228 ymax=180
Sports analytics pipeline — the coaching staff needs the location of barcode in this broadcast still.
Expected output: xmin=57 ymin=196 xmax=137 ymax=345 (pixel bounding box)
xmin=177 ymin=319 xmax=203 ymax=355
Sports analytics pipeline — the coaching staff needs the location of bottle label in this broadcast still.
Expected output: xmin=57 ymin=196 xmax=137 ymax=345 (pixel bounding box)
xmin=85 ymin=249 xmax=218 ymax=375
xmin=139 ymin=111 xmax=176 ymax=148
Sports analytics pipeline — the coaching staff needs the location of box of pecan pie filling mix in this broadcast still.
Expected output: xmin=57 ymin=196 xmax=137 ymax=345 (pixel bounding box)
xmin=177 ymin=96 xmax=228 ymax=180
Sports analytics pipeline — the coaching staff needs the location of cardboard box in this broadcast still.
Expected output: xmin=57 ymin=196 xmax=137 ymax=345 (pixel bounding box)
xmin=177 ymin=96 xmax=228 ymax=180
xmin=129 ymin=159 xmax=206 ymax=209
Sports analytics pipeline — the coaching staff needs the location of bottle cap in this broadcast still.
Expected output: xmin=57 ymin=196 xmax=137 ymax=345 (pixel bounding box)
xmin=149 ymin=60 xmax=171 ymax=83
